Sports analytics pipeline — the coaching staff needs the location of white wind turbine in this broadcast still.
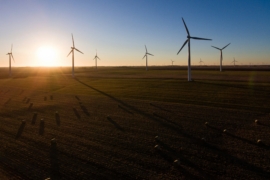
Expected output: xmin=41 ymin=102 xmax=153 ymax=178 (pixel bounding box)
xmin=142 ymin=45 xmax=154 ymax=71
xmin=171 ymin=59 xmax=174 ymax=66
xmin=93 ymin=50 xmax=100 ymax=69
xmin=67 ymin=34 xmax=83 ymax=78
xmin=232 ymin=58 xmax=237 ymax=67
xmin=6 ymin=44 xmax=15 ymax=77
xmin=199 ymin=58 xmax=204 ymax=66
xmin=211 ymin=43 xmax=230 ymax=72
xmin=177 ymin=18 xmax=212 ymax=81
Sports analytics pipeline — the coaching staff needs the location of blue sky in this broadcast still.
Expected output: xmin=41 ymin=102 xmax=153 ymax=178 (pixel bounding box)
xmin=0 ymin=0 xmax=269 ymax=67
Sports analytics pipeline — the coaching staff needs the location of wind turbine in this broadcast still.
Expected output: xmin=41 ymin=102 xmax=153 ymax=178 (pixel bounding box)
xmin=177 ymin=18 xmax=211 ymax=81
xmin=67 ymin=34 xmax=83 ymax=78
xmin=211 ymin=43 xmax=230 ymax=72
xmin=6 ymin=44 xmax=15 ymax=77
xmin=232 ymin=58 xmax=237 ymax=67
xmin=171 ymin=59 xmax=174 ymax=66
xmin=199 ymin=59 xmax=204 ymax=66
xmin=142 ymin=45 xmax=153 ymax=71
xmin=93 ymin=50 xmax=100 ymax=69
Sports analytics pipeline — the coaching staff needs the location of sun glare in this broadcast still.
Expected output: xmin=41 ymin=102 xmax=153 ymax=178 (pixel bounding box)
xmin=37 ymin=46 xmax=57 ymax=66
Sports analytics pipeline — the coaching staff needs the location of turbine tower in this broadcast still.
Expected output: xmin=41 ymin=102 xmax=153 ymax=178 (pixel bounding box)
xmin=199 ymin=59 xmax=204 ymax=66
xmin=232 ymin=58 xmax=237 ymax=67
xmin=142 ymin=45 xmax=153 ymax=71
xmin=6 ymin=44 xmax=15 ymax=77
xmin=67 ymin=34 xmax=83 ymax=78
xmin=177 ymin=18 xmax=211 ymax=81
xmin=93 ymin=50 xmax=100 ymax=69
xmin=211 ymin=43 xmax=230 ymax=72
xmin=171 ymin=59 xmax=174 ymax=66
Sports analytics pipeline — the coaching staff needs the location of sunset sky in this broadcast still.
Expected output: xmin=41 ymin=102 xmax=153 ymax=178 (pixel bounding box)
xmin=0 ymin=0 xmax=269 ymax=67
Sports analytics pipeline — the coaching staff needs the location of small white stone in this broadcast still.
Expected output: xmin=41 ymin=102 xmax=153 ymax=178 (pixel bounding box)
xmin=174 ymin=159 xmax=180 ymax=165
xmin=205 ymin=122 xmax=208 ymax=125
xmin=223 ymin=129 xmax=227 ymax=133
xmin=51 ymin=138 xmax=57 ymax=144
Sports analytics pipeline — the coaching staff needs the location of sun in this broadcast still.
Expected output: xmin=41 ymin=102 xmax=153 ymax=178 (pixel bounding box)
xmin=37 ymin=46 xmax=57 ymax=66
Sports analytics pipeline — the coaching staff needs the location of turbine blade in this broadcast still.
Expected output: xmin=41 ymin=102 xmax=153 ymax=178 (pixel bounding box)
xmin=75 ymin=48 xmax=83 ymax=54
xmin=97 ymin=56 xmax=100 ymax=60
xmin=211 ymin=46 xmax=221 ymax=50
xmin=182 ymin=18 xmax=190 ymax=36
xmin=190 ymin=36 xmax=212 ymax=40
xmin=177 ymin=39 xmax=188 ymax=55
xmin=11 ymin=54 xmax=15 ymax=62
xmin=147 ymin=53 xmax=154 ymax=56
xmin=145 ymin=45 xmax=147 ymax=52
xmin=142 ymin=54 xmax=146 ymax=59
xmin=222 ymin=43 xmax=230 ymax=50
xmin=11 ymin=44 xmax=13 ymax=52
xmin=67 ymin=49 xmax=73 ymax=57
xmin=72 ymin=34 xmax=75 ymax=47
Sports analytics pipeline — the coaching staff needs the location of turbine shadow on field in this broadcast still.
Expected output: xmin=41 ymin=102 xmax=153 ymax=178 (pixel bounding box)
xmin=75 ymin=78 xmax=198 ymax=141
xmin=225 ymin=132 xmax=269 ymax=149
xmin=4 ymin=98 xmax=11 ymax=105
xmin=50 ymin=141 xmax=61 ymax=179
xmin=73 ymin=107 xmax=81 ymax=119
xmin=150 ymin=103 xmax=171 ymax=112
xmin=204 ymin=143 xmax=270 ymax=178
xmin=16 ymin=122 xmax=26 ymax=139
xmin=31 ymin=113 xmax=37 ymax=125
xmin=107 ymin=116 xmax=124 ymax=131
xmin=79 ymin=103 xmax=90 ymax=116
xmin=118 ymin=105 xmax=133 ymax=114
xmin=156 ymin=140 xmax=214 ymax=179
xmin=153 ymin=113 xmax=180 ymax=127
xmin=207 ymin=124 xmax=269 ymax=149
xmin=195 ymin=81 xmax=269 ymax=93
xmin=39 ymin=120 xmax=44 ymax=135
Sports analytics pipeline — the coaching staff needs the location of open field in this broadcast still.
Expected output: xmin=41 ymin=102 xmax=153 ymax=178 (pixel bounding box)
xmin=0 ymin=66 xmax=270 ymax=179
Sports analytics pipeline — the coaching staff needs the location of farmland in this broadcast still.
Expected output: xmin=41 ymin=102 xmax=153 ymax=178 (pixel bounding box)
xmin=0 ymin=66 xmax=270 ymax=179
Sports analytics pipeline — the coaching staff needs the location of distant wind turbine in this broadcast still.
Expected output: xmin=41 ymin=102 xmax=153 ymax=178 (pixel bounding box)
xmin=67 ymin=34 xmax=83 ymax=78
xmin=93 ymin=50 xmax=100 ymax=69
xmin=6 ymin=44 xmax=15 ymax=77
xmin=177 ymin=18 xmax=212 ymax=81
xmin=232 ymin=58 xmax=237 ymax=67
xmin=211 ymin=43 xmax=230 ymax=72
xmin=142 ymin=45 xmax=154 ymax=71
xmin=199 ymin=59 xmax=204 ymax=66
xmin=171 ymin=59 xmax=174 ymax=66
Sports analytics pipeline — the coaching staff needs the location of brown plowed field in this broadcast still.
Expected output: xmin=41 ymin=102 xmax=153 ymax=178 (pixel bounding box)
xmin=0 ymin=67 xmax=269 ymax=179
